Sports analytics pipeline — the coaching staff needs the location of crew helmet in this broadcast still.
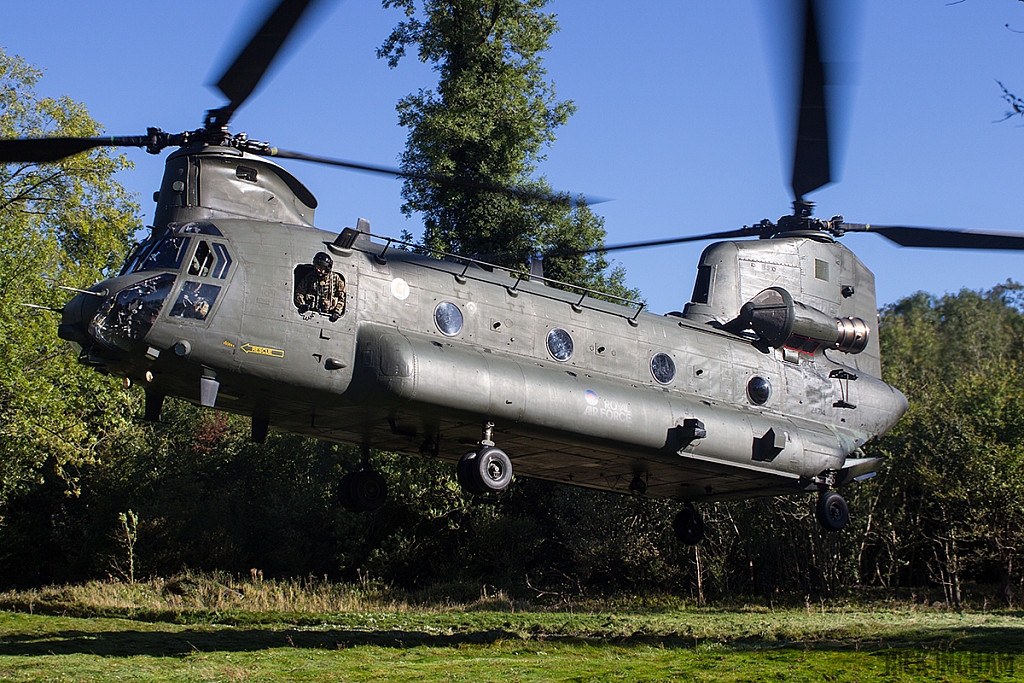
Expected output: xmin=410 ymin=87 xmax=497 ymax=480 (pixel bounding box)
xmin=313 ymin=252 xmax=333 ymax=270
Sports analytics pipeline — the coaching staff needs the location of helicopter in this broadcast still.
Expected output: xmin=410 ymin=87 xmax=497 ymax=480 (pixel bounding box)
xmin=4 ymin=0 xmax=1024 ymax=544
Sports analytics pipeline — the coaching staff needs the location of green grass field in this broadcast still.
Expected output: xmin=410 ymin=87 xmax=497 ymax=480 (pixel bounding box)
xmin=0 ymin=577 xmax=1020 ymax=681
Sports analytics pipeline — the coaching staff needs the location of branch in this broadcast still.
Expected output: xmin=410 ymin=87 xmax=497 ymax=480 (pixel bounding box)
xmin=0 ymin=169 xmax=66 ymax=213
xmin=994 ymin=80 xmax=1024 ymax=123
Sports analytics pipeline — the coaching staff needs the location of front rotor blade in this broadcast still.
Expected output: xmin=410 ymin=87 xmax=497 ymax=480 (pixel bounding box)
xmin=0 ymin=135 xmax=149 ymax=163
xmin=790 ymin=0 xmax=831 ymax=201
xmin=262 ymin=147 xmax=605 ymax=207
xmin=549 ymin=227 xmax=766 ymax=258
xmin=211 ymin=0 xmax=320 ymax=126
xmin=843 ymin=223 xmax=1024 ymax=250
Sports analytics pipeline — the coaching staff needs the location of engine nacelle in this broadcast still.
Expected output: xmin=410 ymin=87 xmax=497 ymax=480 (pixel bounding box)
xmin=739 ymin=287 xmax=869 ymax=354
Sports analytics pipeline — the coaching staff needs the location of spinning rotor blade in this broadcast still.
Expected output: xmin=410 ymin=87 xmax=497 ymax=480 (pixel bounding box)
xmin=842 ymin=223 xmax=1024 ymax=250
xmin=0 ymin=136 xmax=149 ymax=163
xmin=547 ymin=226 xmax=766 ymax=258
xmin=790 ymin=0 xmax=831 ymax=203
xmin=208 ymin=0 xmax=321 ymax=128
xmin=0 ymin=0 xmax=322 ymax=163
xmin=263 ymin=147 xmax=605 ymax=207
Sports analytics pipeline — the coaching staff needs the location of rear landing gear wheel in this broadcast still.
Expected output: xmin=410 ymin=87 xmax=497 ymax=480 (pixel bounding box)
xmin=816 ymin=491 xmax=849 ymax=532
xmin=339 ymin=469 xmax=388 ymax=512
xmin=673 ymin=504 xmax=705 ymax=545
xmin=457 ymin=447 xmax=513 ymax=494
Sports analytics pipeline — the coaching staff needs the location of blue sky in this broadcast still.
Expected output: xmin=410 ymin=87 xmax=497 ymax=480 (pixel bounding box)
xmin=4 ymin=0 xmax=1023 ymax=315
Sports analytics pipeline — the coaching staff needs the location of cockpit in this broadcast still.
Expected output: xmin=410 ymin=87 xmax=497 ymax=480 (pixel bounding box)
xmin=87 ymin=222 xmax=235 ymax=352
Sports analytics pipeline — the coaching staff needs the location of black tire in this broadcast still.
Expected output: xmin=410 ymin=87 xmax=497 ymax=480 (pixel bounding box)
xmin=348 ymin=469 xmax=387 ymax=512
xmin=338 ymin=472 xmax=359 ymax=512
xmin=459 ymin=447 xmax=513 ymax=494
xmin=474 ymin=447 xmax=513 ymax=492
xmin=457 ymin=450 xmax=484 ymax=494
xmin=816 ymin=491 xmax=849 ymax=532
xmin=673 ymin=505 xmax=705 ymax=545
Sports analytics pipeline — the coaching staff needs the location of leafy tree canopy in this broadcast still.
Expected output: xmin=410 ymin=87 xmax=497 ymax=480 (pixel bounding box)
xmin=0 ymin=50 xmax=142 ymax=510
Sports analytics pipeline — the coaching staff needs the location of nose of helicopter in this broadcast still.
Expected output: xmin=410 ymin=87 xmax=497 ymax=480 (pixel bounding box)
xmin=57 ymin=291 xmax=103 ymax=349
xmin=57 ymin=272 xmax=176 ymax=358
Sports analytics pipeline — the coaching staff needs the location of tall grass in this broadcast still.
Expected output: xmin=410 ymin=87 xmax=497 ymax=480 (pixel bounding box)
xmin=2 ymin=570 xmax=1015 ymax=621
xmin=0 ymin=570 xmax=535 ymax=618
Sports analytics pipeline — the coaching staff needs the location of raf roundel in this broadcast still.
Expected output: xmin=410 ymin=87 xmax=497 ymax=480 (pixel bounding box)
xmin=390 ymin=277 xmax=410 ymax=300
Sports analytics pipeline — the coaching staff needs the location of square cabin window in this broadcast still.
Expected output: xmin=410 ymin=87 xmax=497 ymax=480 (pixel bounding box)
xmin=814 ymin=258 xmax=829 ymax=281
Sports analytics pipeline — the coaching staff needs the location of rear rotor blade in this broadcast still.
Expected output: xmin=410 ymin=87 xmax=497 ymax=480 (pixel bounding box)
xmin=790 ymin=0 xmax=831 ymax=202
xmin=843 ymin=223 xmax=1024 ymax=250
xmin=0 ymin=135 xmax=150 ymax=163
xmin=209 ymin=0 xmax=320 ymax=127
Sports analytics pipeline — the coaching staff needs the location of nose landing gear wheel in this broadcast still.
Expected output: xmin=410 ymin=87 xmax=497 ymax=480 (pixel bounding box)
xmin=673 ymin=504 xmax=705 ymax=545
xmin=457 ymin=447 xmax=512 ymax=494
xmin=816 ymin=491 xmax=849 ymax=532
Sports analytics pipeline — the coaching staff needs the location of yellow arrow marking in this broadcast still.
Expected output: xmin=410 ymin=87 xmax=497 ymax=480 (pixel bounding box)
xmin=240 ymin=343 xmax=284 ymax=358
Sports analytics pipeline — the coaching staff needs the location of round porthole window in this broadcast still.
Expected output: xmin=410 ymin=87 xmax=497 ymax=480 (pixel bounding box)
xmin=650 ymin=353 xmax=676 ymax=385
xmin=546 ymin=328 xmax=574 ymax=362
xmin=747 ymin=376 xmax=771 ymax=405
xmin=434 ymin=301 xmax=463 ymax=336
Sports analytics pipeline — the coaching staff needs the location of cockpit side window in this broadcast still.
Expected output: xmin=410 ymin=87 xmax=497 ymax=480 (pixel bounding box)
xmin=184 ymin=240 xmax=233 ymax=280
xmin=211 ymin=243 xmax=232 ymax=279
xmin=189 ymin=240 xmax=215 ymax=277
xmin=169 ymin=281 xmax=222 ymax=321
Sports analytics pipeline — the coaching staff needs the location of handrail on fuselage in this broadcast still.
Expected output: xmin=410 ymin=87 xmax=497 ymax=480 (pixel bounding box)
xmin=349 ymin=231 xmax=648 ymax=324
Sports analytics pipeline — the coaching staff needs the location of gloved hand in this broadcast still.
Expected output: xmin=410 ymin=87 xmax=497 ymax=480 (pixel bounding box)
xmin=301 ymin=310 xmax=315 ymax=321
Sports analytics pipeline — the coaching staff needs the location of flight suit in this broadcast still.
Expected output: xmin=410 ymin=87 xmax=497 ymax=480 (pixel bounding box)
xmin=295 ymin=270 xmax=346 ymax=319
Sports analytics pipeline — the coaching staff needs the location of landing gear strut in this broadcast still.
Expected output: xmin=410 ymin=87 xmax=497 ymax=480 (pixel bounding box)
xmin=457 ymin=422 xmax=513 ymax=494
xmin=816 ymin=490 xmax=849 ymax=532
xmin=673 ymin=503 xmax=705 ymax=545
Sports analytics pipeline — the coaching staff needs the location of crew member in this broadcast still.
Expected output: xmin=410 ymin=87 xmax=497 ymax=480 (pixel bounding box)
xmin=295 ymin=251 xmax=345 ymax=321
xmin=171 ymin=280 xmax=212 ymax=320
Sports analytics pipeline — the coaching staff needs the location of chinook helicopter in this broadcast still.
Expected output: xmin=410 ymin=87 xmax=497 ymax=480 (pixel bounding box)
xmin=5 ymin=0 xmax=1024 ymax=544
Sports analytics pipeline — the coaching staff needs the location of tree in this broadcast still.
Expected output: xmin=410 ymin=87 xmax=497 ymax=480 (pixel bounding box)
xmin=858 ymin=285 xmax=1024 ymax=605
xmin=0 ymin=50 xmax=142 ymax=511
xmin=379 ymin=0 xmax=632 ymax=296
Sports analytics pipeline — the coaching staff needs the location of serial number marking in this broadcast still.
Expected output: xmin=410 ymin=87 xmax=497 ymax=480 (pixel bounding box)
xmin=240 ymin=343 xmax=284 ymax=358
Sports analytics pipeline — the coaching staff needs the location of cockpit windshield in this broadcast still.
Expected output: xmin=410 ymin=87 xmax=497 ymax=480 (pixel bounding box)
xmin=89 ymin=273 xmax=175 ymax=351
xmin=136 ymin=235 xmax=192 ymax=273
